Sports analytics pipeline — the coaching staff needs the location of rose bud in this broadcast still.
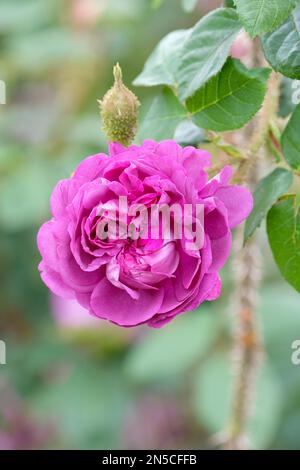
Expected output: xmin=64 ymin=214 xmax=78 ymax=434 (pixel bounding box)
xmin=99 ymin=63 xmax=140 ymax=146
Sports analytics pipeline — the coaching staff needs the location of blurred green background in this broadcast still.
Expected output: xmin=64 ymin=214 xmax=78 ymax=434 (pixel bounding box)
xmin=0 ymin=0 xmax=300 ymax=450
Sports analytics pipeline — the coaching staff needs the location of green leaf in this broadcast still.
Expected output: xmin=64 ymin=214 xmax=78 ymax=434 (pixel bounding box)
xmin=174 ymin=120 xmax=206 ymax=147
xmin=262 ymin=5 xmax=300 ymax=79
xmin=181 ymin=0 xmax=198 ymax=12
xmin=133 ymin=29 xmax=191 ymax=87
xmin=136 ymin=87 xmax=187 ymax=142
xmin=177 ymin=8 xmax=242 ymax=101
xmin=267 ymin=194 xmax=300 ymax=293
xmin=125 ymin=309 xmax=221 ymax=383
xmin=281 ymin=104 xmax=300 ymax=172
xmin=225 ymin=0 xmax=236 ymax=7
xmin=193 ymin=353 xmax=282 ymax=449
xmin=234 ymin=0 xmax=298 ymax=37
xmin=244 ymin=168 xmax=293 ymax=243
xmin=186 ymin=58 xmax=270 ymax=132
xmin=279 ymin=77 xmax=299 ymax=118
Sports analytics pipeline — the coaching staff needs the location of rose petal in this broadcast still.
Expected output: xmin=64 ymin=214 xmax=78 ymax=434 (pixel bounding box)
xmin=90 ymin=278 xmax=163 ymax=326
xmin=214 ymin=185 xmax=253 ymax=228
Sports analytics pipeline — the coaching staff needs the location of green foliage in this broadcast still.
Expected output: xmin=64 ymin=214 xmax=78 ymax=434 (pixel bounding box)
xmin=134 ymin=8 xmax=242 ymax=102
xmin=177 ymin=8 xmax=242 ymax=100
xmin=279 ymin=77 xmax=299 ymax=118
xmin=234 ymin=0 xmax=299 ymax=37
xmin=186 ymin=58 xmax=271 ymax=131
xmin=244 ymin=168 xmax=293 ymax=243
xmin=224 ymin=0 xmax=236 ymax=8
xmin=267 ymin=195 xmax=300 ymax=293
xmin=281 ymin=104 xmax=300 ymax=172
xmin=137 ymin=87 xmax=187 ymax=141
xmin=133 ymin=29 xmax=191 ymax=87
xmin=174 ymin=120 xmax=206 ymax=146
xmin=262 ymin=4 xmax=300 ymax=79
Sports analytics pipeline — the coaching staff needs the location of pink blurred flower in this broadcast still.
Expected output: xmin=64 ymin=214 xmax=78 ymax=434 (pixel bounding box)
xmin=38 ymin=140 xmax=252 ymax=328
xmin=50 ymin=294 xmax=138 ymax=353
xmin=51 ymin=294 xmax=99 ymax=330
xmin=71 ymin=0 xmax=105 ymax=27
xmin=231 ymin=31 xmax=253 ymax=61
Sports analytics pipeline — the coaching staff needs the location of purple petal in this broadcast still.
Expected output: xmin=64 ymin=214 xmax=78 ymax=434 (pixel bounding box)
xmin=73 ymin=154 xmax=107 ymax=183
xmin=90 ymin=278 xmax=163 ymax=326
xmin=39 ymin=263 xmax=74 ymax=299
xmin=208 ymin=231 xmax=232 ymax=273
xmin=214 ymin=185 xmax=253 ymax=228
xmin=37 ymin=221 xmax=59 ymax=271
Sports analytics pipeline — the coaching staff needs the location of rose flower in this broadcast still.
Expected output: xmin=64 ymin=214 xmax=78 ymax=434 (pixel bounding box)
xmin=38 ymin=140 xmax=252 ymax=327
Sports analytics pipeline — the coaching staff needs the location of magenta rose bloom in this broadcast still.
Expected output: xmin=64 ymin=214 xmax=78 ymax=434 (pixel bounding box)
xmin=37 ymin=140 xmax=252 ymax=328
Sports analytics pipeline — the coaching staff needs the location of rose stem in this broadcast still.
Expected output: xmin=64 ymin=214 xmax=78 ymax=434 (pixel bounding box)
xmin=224 ymin=40 xmax=280 ymax=450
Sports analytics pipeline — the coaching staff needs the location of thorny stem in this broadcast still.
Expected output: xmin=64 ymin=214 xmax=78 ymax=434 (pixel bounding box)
xmin=224 ymin=44 xmax=280 ymax=450
xmin=225 ymin=229 xmax=263 ymax=450
xmin=207 ymin=71 xmax=280 ymax=181
xmin=233 ymin=71 xmax=280 ymax=184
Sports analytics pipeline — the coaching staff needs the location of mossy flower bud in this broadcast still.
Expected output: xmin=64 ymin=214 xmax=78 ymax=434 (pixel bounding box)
xmin=99 ymin=64 xmax=140 ymax=147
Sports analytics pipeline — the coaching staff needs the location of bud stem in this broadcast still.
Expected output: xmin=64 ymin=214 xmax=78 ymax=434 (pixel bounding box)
xmin=113 ymin=63 xmax=123 ymax=85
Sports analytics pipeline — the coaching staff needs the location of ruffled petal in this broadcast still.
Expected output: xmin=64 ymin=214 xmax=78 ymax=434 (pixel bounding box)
xmin=214 ymin=185 xmax=253 ymax=228
xmin=39 ymin=262 xmax=74 ymax=299
xmin=208 ymin=230 xmax=232 ymax=273
xmin=73 ymin=153 xmax=107 ymax=184
xmin=90 ymin=278 xmax=163 ymax=326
